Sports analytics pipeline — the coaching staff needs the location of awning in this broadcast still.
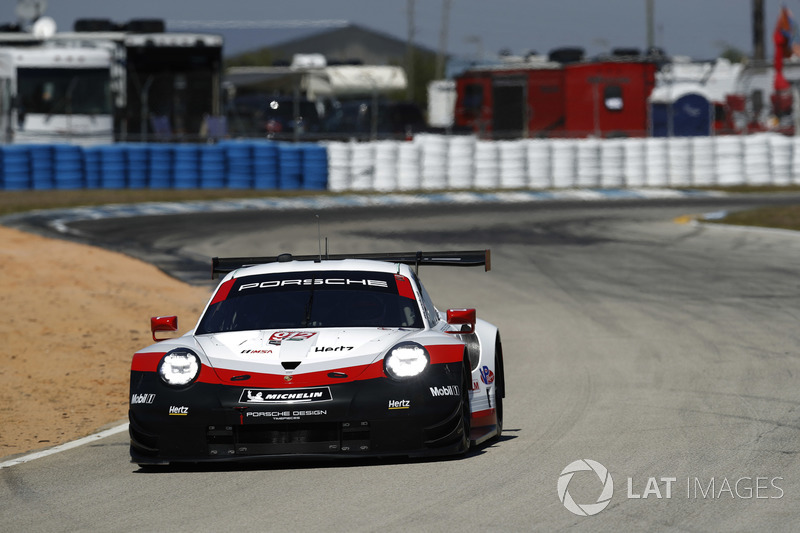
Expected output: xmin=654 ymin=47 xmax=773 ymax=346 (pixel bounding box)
xmin=303 ymin=66 xmax=407 ymax=99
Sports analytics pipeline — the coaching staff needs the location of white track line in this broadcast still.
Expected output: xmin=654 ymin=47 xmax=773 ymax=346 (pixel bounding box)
xmin=0 ymin=423 xmax=129 ymax=469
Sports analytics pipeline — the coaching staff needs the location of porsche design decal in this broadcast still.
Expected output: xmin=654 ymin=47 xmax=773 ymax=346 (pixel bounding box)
xmin=239 ymin=387 xmax=333 ymax=404
xmin=244 ymin=410 xmax=328 ymax=421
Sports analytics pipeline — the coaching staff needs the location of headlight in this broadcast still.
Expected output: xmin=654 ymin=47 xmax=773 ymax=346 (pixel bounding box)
xmin=384 ymin=342 xmax=429 ymax=380
xmin=158 ymin=349 xmax=201 ymax=387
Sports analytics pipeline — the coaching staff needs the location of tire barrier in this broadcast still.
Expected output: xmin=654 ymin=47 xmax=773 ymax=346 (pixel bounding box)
xmin=30 ymin=145 xmax=55 ymax=190
xmin=53 ymin=144 xmax=84 ymax=190
xmin=3 ymin=133 xmax=800 ymax=191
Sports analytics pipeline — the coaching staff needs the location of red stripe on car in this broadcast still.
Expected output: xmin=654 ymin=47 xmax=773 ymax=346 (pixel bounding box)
xmin=131 ymin=352 xmax=165 ymax=372
xmin=471 ymin=408 xmax=497 ymax=427
xmin=427 ymin=344 xmax=464 ymax=364
xmin=208 ymin=363 xmax=378 ymax=387
xmin=394 ymin=274 xmax=416 ymax=300
xmin=210 ymin=279 xmax=235 ymax=305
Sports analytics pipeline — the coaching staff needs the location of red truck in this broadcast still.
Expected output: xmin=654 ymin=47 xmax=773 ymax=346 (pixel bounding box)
xmin=454 ymin=58 xmax=657 ymax=139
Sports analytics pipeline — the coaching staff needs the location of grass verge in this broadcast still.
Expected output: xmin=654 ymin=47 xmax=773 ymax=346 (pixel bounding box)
xmin=0 ymin=189 xmax=329 ymax=217
xmin=707 ymin=205 xmax=800 ymax=232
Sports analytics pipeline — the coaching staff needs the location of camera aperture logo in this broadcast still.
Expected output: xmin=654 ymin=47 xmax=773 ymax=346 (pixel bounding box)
xmin=557 ymin=459 xmax=614 ymax=516
xmin=558 ymin=460 xmax=785 ymax=516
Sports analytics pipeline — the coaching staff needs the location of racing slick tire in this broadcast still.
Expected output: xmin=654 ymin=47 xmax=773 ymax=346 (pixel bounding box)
xmin=460 ymin=355 xmax=472 ymax=453
xmin=492 ymin=335 xmax=505 ymax=442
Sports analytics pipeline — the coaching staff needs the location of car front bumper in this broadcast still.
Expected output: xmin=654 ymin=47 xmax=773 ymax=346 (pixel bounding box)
xmin=129 ymin=362 xmax=467 ymax=464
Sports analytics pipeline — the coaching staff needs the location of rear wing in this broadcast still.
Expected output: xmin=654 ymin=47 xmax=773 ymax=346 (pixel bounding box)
xmin=211 ymin=249 xmax=491 ymax=279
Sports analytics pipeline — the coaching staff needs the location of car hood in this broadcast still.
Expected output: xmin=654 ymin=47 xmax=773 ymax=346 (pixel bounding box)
xmin=195 ymin=328 xmax=416 ymax=383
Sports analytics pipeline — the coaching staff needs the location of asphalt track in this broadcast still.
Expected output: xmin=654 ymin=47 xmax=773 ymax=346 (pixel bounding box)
xmin=3 ymin=193 xmax=800 ymax=531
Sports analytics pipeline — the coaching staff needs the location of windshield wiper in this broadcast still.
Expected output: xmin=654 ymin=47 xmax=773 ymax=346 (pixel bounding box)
xmin=303 ymin=288 xmax=315 ymax=326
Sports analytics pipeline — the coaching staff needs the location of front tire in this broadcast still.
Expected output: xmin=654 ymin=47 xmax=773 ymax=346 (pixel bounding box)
xmin=493 ymin=335 xmax=505 ymax=441
xmin=459 ymin=356 xmax=472 ymax=453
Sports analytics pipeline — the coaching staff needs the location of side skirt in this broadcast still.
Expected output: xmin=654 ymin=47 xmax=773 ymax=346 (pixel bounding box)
xmin=469 ymin=408 xmax=498 ymax=445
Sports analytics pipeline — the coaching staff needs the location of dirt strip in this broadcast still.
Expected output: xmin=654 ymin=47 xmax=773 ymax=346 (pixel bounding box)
xmin=0 ymin=225 xmax=211 ymax=459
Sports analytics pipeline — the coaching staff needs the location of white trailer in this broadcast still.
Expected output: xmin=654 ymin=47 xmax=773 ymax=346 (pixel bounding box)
xmin=0 ymin=46 xmax=113 ymax=145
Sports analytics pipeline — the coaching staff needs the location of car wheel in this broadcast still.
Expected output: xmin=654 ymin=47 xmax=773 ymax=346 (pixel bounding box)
xmin=460 ymin=356 xmax=472 ymax=453
xmin=493 ymin=336 xmax=505 ymax=441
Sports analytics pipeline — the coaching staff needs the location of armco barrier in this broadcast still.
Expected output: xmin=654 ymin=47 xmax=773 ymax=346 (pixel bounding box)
xmin=2 ymin=133 xmax=800 ymax=192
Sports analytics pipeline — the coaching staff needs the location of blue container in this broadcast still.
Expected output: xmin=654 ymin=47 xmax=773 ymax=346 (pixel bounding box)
xmin=301 ymin=144 xmax=328 ymax=190
xmin=278 ymin=144 xmax=303 ymax=190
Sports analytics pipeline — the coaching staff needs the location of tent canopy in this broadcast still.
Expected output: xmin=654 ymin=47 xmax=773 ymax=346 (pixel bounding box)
xmin=303 ymin=65 xmax=407 ymax=99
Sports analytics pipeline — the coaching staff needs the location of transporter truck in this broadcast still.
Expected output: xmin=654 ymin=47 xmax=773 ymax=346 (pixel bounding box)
xmin=0 ymin=45 xmax=113 ymax=145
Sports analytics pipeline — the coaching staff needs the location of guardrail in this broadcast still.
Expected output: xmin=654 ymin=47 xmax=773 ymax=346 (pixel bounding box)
xmin=0 ymin=133 xmax=796 ymax=192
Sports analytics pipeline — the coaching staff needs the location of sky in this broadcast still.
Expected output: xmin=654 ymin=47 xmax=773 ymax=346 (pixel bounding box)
xmin=7 ymin=0 xmax=799 ymax=62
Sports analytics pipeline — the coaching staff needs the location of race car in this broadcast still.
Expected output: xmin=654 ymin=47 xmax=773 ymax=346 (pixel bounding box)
xmin=129 ymin=250 xmax=505 ymax=464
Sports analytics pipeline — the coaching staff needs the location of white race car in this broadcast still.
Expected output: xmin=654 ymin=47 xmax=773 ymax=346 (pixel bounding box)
xmin=129 ymin=250 xmax=504 ymax=464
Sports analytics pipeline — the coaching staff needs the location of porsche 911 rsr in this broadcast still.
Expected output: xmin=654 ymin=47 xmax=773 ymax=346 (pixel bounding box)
xmin=129 ymin=250 xmax=504 ymax=464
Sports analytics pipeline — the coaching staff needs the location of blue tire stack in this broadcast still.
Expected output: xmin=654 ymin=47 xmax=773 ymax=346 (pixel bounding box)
xmin=125 ymin=144 xmax=149 ymax=189
xmin=98 ymin=145 xmax=126 ymax=189
xmin=302 ymin=144 xmax=328 ymax=190
xmin=278 ymin=143 xmax=303 ymax=190
xmin=83 ymin=147 xmax=101 ymax=189
xmin=30 ymin=145 xmax=55 ymax=190
xmin=199 ymin=144 xmax=226 ymax=189
xmin=253 ymin=141 xmax=279 ymax=189
xmin=223 ymin=141 xmax=254 ymax=189
xmin=53 ymin=144 xmax=84 ymax=189
xmin=1 ymin=145 xmax=31 ymax=190
xmin=148 ymin=145 xmax=173 ymax=189
xmin=173 ymin=144 xmax=200 ymax=189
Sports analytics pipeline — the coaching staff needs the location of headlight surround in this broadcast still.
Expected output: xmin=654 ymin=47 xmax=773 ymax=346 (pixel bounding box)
xmin=157 ymin=349 xmax=201 ymax=387
xmin=384 ymin=342 xmax=429 ymax=380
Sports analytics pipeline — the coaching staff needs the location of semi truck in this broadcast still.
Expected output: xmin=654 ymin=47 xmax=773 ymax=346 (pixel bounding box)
xmin=0 ymin=45 xmax=113 ymax=144
xmin=0 ymin=18 xmax=223 ymax=143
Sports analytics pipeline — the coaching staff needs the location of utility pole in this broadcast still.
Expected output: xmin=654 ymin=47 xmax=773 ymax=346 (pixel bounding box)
xmin=646 ymin=0 xmax=654 ymax=51
xmin=436 ymin=0 xmax=452 ymax=79
xmin=753 ymin=0 xmax=765 ymax=61
xmin=406 ymin=0 xmax=416 ymax=101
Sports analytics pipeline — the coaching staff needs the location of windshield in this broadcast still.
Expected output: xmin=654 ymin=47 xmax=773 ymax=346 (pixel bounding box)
xmin=197 ymin=271 xmax=423 ymax=334
xmin=18 ymin=68 xmax=112 ymax=115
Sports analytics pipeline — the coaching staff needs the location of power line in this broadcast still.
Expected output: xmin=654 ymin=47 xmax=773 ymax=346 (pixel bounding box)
xmin=167 ymin=19 xmax=349 ymax=30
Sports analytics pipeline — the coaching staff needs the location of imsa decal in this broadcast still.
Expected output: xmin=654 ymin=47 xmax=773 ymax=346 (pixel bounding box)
xmin=239 ymin=387 xmax=333 ymax=404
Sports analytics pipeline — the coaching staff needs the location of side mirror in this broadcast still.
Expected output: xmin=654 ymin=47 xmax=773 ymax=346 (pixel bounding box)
xmin=151 ymin=315 xmax=178 ymax=342
xmin=445 ymin=308 xmax=476 ymax=334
